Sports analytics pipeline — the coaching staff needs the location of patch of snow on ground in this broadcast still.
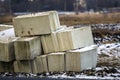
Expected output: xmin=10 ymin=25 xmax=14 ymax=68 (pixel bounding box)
xmin=98 ymin=43 xmax=120 ymax=57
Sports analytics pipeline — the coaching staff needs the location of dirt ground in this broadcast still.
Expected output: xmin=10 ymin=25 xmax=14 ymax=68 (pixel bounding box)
xmin=98 ymin=56 xmax=120 ymax=68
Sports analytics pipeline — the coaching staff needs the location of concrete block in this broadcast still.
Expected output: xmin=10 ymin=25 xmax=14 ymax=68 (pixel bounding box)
xmin=57 ymin=26 xmax=94 ymax=51
xmin=35 ymin=55 xmax=48 ymax=73
xmin=13 ymin=11 xmax=60 ymax=36
xmin=0 ymin=28 xmax=15 ymax=62
xmin=41 ymin=26 xmax=73 ymax=54
xmin=41 ymin=32 xmax=59 ymax=54
xmin=14 ymin=60 xmax=37 ymax=73
xmin=48 ymin=52 xmax=65 ymax=72
xmin=14 ymin=37 xmax=41 ymax=60
xmin=0 ymin=42 xmax=15 ymax=62
xmin=65 ymin=45 xmax=97 ymax=72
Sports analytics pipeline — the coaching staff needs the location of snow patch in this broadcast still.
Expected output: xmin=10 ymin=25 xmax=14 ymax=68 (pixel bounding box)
xmin=98 ymin=43 xmax=120 ymax=57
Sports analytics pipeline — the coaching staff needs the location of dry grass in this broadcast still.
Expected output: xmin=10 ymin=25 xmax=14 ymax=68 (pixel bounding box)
xmin=1 ymin=12 xmax=120 ymax=25
xmin=60 ymin=12 xmax=120 ymax=26
xmin=0 ymin=15 xmax=12 ymax=24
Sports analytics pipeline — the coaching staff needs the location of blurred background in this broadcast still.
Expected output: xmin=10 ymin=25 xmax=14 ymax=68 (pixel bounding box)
xmin=0 ymin=0 xmax=120 ymax=24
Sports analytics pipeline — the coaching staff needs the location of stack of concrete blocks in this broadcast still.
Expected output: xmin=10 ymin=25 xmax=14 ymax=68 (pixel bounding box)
xmin=40 ymin=26 xmax=97 ymax=72
xmin=5 ymin=10 xmax=97 ymax=73
xmin=13 ymin=11 xmax=60 ymax=73
xmin=13 ymin=37 xmax=42 ymax=73
xmin=0 ymin=27 xmax=15 ymax=72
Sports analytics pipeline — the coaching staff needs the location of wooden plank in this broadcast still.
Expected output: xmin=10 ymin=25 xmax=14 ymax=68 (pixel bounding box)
xmin=13 ymin=11 xmax=60 ymax=37
xmin=65 ymin=45 xmax=97 ymax=71
xmin=14 ymin=37 xmax=42 ymax=60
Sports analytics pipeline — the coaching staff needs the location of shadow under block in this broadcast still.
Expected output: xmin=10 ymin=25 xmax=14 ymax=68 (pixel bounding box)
xmin=0 ymin=62 xmax=14 ymax=72
xmin=48 ymin=53 xmax=65 ymax=72
xmin=35 ymin=55 xmax=48 ymax=73
xmin=65 ymin=45 xmax=97 ymax=72
xmin=13 ymin=11 xmax=60 ymax=37
xmin=57 ymin=26 xmax=94 ymax=51
xmin=14 ymin=60 xmax=37 ymax=73
xmin=0 ymin=62 xmax=4 ymax=72
xmin=41 ymin=32 xmax=59 ymax=54
xmin=14 ymin=37 xmax=41 ymax=60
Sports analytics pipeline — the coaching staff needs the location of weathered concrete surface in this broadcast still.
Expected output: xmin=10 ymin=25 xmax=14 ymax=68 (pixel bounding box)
xmin=41 ymin=32 xmax=59 ymax=54
xmin=0 ymin=42 xmax=15 ymax=62
xmin=57 ymin=26 xmax=94 ymax=51
xmin=14 ymin=60 xmax=37 ymax=73
xmin=0 ymin=28 xmax=16 ymax=62
xmin=41 ymin=26 xmax=93 ymax=53
xmin=14 ymin=37 xmax=42 ymax=60
xmin=41 ymin=25 xmax=68 ymax=54
xmin=35 ymin=55 xmax=48 ymax=73
xmin=66 ymin=45 xmax=97 ymax=71
xmin=48 ymin=52 xmax=65 ymax=72
xmin=13 ymin=11 xmax=60 ymax=37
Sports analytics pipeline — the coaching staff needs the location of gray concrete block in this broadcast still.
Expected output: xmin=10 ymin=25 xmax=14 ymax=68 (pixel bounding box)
xmin=14 ymin=37 xmax=42 ymax=60
xmin=14 ymin=60 xmax=37 ymax=73
xmin=41 ymin=26 xmax=93 ymax=53
xmin=13 ymin=11 xmax=60 ymax=36
xmin=0 ymin=28 xmax=15 ymax=62
xmin=48 ymin=52 xmax=65 ymax=72
xmin=57 ymin=26 xmax=94 ymax=51
xmin=41 ymin=32 xmax=59 ymax=54
xmin=0 ymin=42 xmax=15 ymax=62
xmin=35 ymin=55 xmax=48 ymax=73
xmin=41 ymin=25 xmax=69 ymax=54
xmin=65 ymin=45 xmax=97 ymax=71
